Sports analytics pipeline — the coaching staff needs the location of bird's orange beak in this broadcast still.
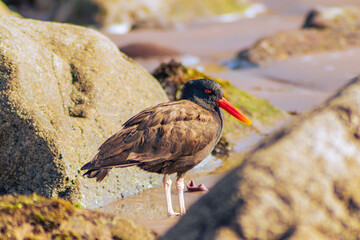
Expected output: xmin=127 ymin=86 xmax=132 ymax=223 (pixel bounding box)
xmin=216 ymin=97 xmax=252 ymax=125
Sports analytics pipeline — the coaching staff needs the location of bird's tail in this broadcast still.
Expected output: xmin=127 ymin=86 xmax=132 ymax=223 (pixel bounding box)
xmin=81 ymin=151 xmax=138 ymax=182
xmin=82 ymin=168 xmax=111 ymax=182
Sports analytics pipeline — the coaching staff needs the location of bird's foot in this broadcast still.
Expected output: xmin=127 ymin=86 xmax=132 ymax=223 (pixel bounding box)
xmin=186 ymin=179 xmax=208 ymax=192
xmin=167 ymin=211 xmax=180 ymax=217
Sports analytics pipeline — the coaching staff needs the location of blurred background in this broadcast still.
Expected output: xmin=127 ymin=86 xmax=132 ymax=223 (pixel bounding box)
xmin=2 ymin=0 xmax=259 ymax=29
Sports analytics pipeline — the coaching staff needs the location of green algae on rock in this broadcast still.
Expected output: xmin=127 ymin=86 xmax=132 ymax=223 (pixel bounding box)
xmin=0 ymin=194 xmax=156 ymax=240
xmin=153 ymin=60 xmax=285 ymax=138
xmin=236 ymin=6 xmax=360 ymax=66
xmin=0 ymin=16 xmax=168 ymax=208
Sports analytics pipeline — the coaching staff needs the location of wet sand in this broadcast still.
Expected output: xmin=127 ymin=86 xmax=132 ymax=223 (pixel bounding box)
xmin=100 ymin=0 xmax=360 ymax=237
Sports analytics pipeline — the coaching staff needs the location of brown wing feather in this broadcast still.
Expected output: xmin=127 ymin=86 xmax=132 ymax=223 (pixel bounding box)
xmin=81 ymin=100 xmax=222 ymax=174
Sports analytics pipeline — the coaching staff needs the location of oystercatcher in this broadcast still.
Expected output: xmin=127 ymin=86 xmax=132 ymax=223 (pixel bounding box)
xmin=81 ymin=79 xmax=251 ymax=216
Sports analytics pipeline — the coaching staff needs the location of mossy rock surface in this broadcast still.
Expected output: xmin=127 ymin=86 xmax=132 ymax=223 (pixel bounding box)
xmin=0 ymin=194 xmax=156 ymax=240
xmin=0 ymin=16 xmax=168 ymax=208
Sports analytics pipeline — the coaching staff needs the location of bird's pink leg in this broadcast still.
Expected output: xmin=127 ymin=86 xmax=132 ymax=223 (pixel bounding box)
xmin=176 ymin=174 xmax=186 ymax=215
xmin=163 ymin=174 xmax=179 ymax=217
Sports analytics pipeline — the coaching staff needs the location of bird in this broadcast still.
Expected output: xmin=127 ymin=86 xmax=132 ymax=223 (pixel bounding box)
xmin=81 ymin=79 xmax=251 ymax=216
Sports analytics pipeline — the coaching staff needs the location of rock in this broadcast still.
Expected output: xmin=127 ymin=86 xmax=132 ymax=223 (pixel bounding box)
xmin=0 ymin=194 xmax=156 ymax=240
xmin=160 ymin=76 xmax=360 ymax=239
xmin=152 ymin=60 xmax=189 ymax=101
xmin=302 ymin=6 xmax=360 ymax=30
xmin=0 ymin=1 xmax=21 ymax=17
xmin=235 ymin=6 xmax=360 ymax=67
xmin=0 ymin=16 xmax=168 ymax=208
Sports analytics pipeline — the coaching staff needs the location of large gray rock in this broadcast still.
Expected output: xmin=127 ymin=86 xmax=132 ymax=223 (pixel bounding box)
xmin=0 ymin=16 xmax=168 ymax=208
xmin=161 ymin=76 xmax=360 ymax=239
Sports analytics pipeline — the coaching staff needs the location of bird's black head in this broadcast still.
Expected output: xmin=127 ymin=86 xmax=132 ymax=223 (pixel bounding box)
xmin=181 ymin=79 xmax=223 ymax=111
xmin=181 ymin=79 xmax=252 ymax=125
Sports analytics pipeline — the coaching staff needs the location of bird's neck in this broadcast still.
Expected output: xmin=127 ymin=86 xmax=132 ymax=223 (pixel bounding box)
xmin=190 ymin=96 xmax=217 ymax=113
xmin=216 ymin=107 xmax=224 ymax=130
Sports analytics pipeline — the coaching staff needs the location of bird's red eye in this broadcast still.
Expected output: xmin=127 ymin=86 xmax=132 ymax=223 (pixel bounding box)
xmin=204 ymin=89 xmax=212 ymax=94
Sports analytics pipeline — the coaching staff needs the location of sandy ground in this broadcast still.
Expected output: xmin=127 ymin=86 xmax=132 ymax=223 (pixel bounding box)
xmin=99 ymin=0 xmax=360 ymax=237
